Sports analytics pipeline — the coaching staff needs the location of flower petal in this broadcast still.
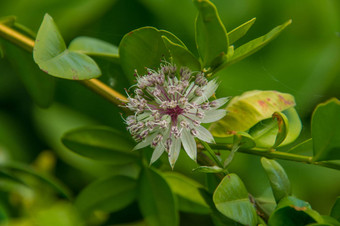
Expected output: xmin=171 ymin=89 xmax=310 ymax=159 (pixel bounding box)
xmin=132 ymin=133 xmax=157 ymax=151
xmin=150 ymin=144 xmax=165 ymax=165
xmin=201 ymin=109 xmax=226 ymax=123
xmin=181 ymin=128 xmax=197 ymax=161
xmin=211 ymin=97 xmax=230 ymax=109
xmin=194 ymin=79 xmax=218 ymax=104
xmin=195 ymin=126 xmax=215 ymax=143
xmin=168 ymin=137 xmax=181 ymax=169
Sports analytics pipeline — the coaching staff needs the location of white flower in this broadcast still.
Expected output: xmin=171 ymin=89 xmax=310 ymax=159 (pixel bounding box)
xmin=125 ymin=63 xmax=229 ymax=168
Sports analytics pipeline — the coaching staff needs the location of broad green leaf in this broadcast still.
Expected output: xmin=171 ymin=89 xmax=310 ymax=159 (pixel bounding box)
xmin=331 ymin=196 xmax=340 ymax=221
xmin=35 ymin=202 xmax=84 ymax=226
xmin=34 ymin=14 xmax=101 ymax=80
xmin=209 ymin=90 xmax=296 ymax=137
xmin=261 ymin=158 xmax=291 ymax=203
xmin=162 ymin=36 xmax=201 ymax=71
xmin=194 ymin=0 xmax=228 ymax=69
xmin=69 ymin=36 xmax=119 ymax=63
xmin=248 ymin=109 xmax=298 ymax=148
xmin=163 ymin=172 xmax=210 ymax=214
xmin=193 ymin=165 xmax=224 ymax=173
xmin=213 ymin=173 xmax=257 ymax=226
xmin=225 ymin=20 xmax=292 ymax=67
xmin=61 ymin=126 xmax=137 ymax=165
xmin=312 ymin=98 xmax=340 ymax=161
xmin=228 ymin=18 xmax=256 ymax=45
xmin=75 ymin=175 xmax=137 ymax=216
xmin=5 ymin=42 xmax=55 ymax=108
xmin=138 ymin=167 xmax=178 ymax=226
xmin=268 ymin=196 xmax=324 ymax=226
xmin=119 ymin=27 xmax=183 ymax=83
xmin=1 ymin=161 xmax=72 ymax=199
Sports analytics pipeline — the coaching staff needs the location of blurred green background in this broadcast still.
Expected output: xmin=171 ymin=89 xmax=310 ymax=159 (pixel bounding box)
xmin=0 ymin=0 xmax=339 ymax=223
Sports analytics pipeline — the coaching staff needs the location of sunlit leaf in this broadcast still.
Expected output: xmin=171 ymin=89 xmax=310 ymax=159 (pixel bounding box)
xmin=75 ymin=175 xmax=137 ymax=216
xmin=213 ymin=173 xmax=257 ymax=226
xmin=163 ymin=172 xmax=211 ymax=214
xmin=138 ymin=167 xmax=178 ymax=226
xmin=261 ymin=158 xmax=291 ymax=203
xmin=162 ymin=35 xmax=201 ymax=71
xmin=209 ymin=90 xmax=296 ymax=137
xmin=228 ymin=17 xmax=256 ymax=45
xmin=119 ymin=27 xmax=183 ymax=83
xmin=312 ymin=98 xmax=340 ymax=161
xmin=34 ymin=14 xmax=101 ymax=80
xmin=194 ymin=0 xmax=228 ymax=69
xmin=268 ymin=196 xmax=324 ymax=225
xmin=62 ymin=126 xmax=138 ymax=165
xmin=69 ymin=36 xmax=119 ymax=63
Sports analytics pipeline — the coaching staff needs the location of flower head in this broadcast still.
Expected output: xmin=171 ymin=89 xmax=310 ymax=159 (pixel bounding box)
xmin=125 ymin=63 xmax=229 ymax=168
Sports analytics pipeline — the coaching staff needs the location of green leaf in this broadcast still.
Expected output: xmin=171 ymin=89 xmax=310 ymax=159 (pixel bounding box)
xmin=193 ymin=165 xmax=224 ymax=173
xmin=271 ymin=112 xmax=288 ymax=148
xmin=268 ymin=196 xmax=324 ymax=226
xmin=209 ymin=90 xmax=296 ymax=137
xmin=213 ymin=173 xmax=257 ymax=226
xmin=69 ymin=36 xmax=119 ymax=63
xmin=225 ymin=19 xmax=292 ymax=66
xmin=34 ymin=14 xmax=101 ymax=80
xmin=312 ymin=98 xmax=340 ymax=161
xmin=61 ymin=126 xmax=137 ymax=165
xmin=194 ymin=0 xmax=228 ymax=69
xmin=261 ymin=157 xmax=291 ymax=203
xmin=163 ymin=172 xmax=211 ymax=214
xmin=0 ymin=161 xmax=72 ymax=199
xmin=119 ymin=27 xmax=183 ymax=83
xmin=5 ymin=42 xmax=55 ymax=108
xmin=138 ymin=167 xmax=178 ymax=226
xmin=162 ymin=36 xmax=201 ymax=71
xmin=228 ymin=18 xmax=256 ymax=45
xmin=75 ymin=175 xmax=137 ymax=216
xmin=331 ymin=196 xmax=340 ymax=221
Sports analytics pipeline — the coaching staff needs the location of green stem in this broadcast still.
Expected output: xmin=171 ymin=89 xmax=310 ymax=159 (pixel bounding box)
xmin=200 ymin=141 xmax=224 ymax=169
xmin=211 ymin=143 xmax=313 ymax=164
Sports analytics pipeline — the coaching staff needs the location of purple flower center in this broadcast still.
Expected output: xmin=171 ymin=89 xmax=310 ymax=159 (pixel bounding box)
xmin=164 ymin=106 xmax=184 ymax=123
